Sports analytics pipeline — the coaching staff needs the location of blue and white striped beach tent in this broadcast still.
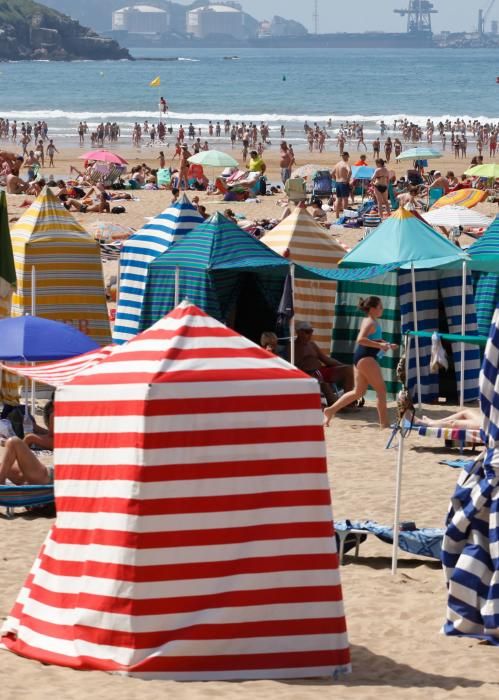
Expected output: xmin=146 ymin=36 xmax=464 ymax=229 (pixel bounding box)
xmin=113 ymin=195 xmax=203 ymax=344
xmin=442 ymin=307 xmax=499 ymax=644
xmin=332 ymin=209 xmax=481 ymax=402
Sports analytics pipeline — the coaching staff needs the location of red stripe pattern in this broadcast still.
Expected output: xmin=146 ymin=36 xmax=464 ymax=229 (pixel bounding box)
xmin=1 ymin=302 xmax=350 ymax=680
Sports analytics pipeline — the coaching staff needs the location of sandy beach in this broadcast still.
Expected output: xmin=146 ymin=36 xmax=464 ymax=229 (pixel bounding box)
xmin=1 ymin=141 xmax=499 ymax=697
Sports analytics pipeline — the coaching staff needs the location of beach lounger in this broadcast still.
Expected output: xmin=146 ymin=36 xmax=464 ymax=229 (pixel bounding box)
xmin=335 ymin=519 xmax=443 ymax=563
xmin=0 ymin=484 xmax=55 ymax=519
xmin=386 ymin=419 xmax=483 ymax=452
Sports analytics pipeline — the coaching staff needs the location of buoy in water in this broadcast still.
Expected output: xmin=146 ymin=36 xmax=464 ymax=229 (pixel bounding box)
xmin=282 ymin=75 xmax=286 ymax=81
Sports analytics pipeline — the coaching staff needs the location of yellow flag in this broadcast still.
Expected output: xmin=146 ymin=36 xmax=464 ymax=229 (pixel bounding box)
xmin=149 ymin=76 xmax=161 ymax=88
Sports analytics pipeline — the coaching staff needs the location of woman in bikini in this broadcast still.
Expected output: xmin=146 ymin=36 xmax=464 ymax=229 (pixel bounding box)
xmin=324 ymin=296 xmax=397 ymax=429
xmin=371 ymin=158 xmax=391 ymax=219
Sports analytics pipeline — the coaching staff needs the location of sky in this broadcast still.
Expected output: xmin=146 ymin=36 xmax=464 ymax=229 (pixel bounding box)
xmin=228 ymin=1 xmax=496 ymax=34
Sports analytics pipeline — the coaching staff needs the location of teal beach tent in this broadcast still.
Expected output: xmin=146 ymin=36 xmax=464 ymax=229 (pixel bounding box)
xmin=332 ymin=208 xmax=480 ymax=402
xmin=468 ymin=216 xmax=499 ymax=336
xmin=140 ymin=212 xmax=292 ymax=344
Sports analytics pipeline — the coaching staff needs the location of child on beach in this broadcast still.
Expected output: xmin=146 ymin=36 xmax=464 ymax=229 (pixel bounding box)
xmin=324 ymin=296 xmax=397 ymax=429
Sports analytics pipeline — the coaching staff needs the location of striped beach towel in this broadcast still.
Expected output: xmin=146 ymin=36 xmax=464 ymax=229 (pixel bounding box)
xmin=442 ymin=307 xmax=499 ymax=644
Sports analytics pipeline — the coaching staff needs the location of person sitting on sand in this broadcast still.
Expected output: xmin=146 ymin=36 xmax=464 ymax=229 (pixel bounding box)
xmin=65 ymin=189 xmax=110 ymax=213
xmin=294 ymin=321 xmax=354 ymax=407
xmin=0 ymin=437 xmax=54 ymax=485
xmin=23 ymin=400 xmax=54 ymax=451
xmin=26 ymin=178 xmax=46 ymax=197
xmin=309 ymin=198 xmax=327 ymax=222
xmin=6 ymin=173 xmax=29 ymax=194
xmin=397 ymin=186 xmax=424 ymax=211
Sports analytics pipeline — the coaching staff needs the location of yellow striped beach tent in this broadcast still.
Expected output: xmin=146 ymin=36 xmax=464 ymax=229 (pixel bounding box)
xmin=262 ymin=207 xmax=345 ymax=351
xmin=10 ymin=188 xmax=111 ymax=345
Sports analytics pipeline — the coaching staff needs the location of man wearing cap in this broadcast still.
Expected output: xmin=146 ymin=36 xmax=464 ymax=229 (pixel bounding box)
xmin=294 ymin=321 xmax=354 ymax=406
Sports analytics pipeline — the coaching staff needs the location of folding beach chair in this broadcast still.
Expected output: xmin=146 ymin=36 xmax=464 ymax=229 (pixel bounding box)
xmin=284 ymin=177 xmax=307 ymax=203
xmin=312 ymin=170 xmax=334 ymax=199
xmin=0 ymin=484 xmax=55 ymax=519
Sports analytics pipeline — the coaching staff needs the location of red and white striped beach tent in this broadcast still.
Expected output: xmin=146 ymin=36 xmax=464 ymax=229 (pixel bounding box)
xmin=1 ymin=302 xmax=350 ymax=680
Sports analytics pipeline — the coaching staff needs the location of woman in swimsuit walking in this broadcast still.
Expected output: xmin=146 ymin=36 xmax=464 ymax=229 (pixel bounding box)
xmin=371 ymin=158 xmax=391 ymax=219
xmin=324 ymin=296 xmax=397 ymax=429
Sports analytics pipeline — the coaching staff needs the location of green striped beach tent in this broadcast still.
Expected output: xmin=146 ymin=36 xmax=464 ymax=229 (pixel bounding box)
xmin=139 ymin=212 xmax=291 ymax=343
xmin=468 ymin=216 xmax=499 ymax=336
xmin=332 ymin=208 xmax=480 ymax=402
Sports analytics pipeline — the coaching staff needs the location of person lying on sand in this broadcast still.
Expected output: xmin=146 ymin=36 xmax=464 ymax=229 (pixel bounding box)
xmin=408 ymin=408 xmax=481 ymax=431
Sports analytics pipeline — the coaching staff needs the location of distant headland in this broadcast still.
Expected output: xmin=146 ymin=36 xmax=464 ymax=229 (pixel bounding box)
xmin=0 ymin=0 xmax=131 ymax=61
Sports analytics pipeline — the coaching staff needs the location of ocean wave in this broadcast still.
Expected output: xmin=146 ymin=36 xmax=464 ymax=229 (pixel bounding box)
xmin=0 ymin=109 xmax=496 ymax=125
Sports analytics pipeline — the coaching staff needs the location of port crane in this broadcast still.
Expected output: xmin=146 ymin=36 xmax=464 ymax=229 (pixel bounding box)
xmin=394 ymin=0 xmax=438 ymax=33
xmin=478 ymin=0 xmax=496 ymax=34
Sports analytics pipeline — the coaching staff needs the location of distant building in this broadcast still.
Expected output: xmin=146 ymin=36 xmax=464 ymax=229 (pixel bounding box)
xmin=187 ymin=3 xmax=247 ymax=39
xmin=112 ymin=4 xmax=169 ymax=33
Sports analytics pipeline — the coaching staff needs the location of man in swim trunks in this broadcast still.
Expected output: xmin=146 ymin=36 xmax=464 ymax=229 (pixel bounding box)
xmin=294 ymin=321 xmax=354 ymax=406
xmin=332 ymin=151 xmax=352 ymax=220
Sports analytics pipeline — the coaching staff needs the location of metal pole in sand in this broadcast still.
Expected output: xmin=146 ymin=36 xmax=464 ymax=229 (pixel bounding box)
xmin=411 ymin=263 xmax=422 ymax=411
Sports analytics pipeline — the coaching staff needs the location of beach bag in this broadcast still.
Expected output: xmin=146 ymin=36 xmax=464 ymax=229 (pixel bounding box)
xmin=111 ymin=206 xmax=126 ymax=214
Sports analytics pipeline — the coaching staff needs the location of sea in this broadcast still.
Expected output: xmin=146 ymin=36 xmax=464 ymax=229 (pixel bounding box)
xmin=0 ymin=47 xmax=497 ymax=149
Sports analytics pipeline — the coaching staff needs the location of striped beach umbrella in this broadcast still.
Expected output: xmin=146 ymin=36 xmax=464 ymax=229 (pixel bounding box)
xmin=263 ymin=207 xmax=345 ymax=351
xmin=113 ymin=194 xmax=203 ymax=344
xmin=431 ymin=188 xmax=488 ymax=210
xmin=1 ymin=301 xmax=350 ymax=679
xmin=423 ymin=205 xmax=492 ymax=229
xmin=10 ymin=187 xmax=110 ymax=345
xmin=442 ymin=306 xmax=499 ymax=643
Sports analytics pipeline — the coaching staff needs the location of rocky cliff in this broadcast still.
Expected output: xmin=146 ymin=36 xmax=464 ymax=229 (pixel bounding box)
xmin=0 ymin=0 xmax=131 ymax=60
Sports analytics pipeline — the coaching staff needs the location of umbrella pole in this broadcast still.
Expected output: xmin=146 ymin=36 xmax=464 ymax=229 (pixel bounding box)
xmin=460 ymin=260 xmax=467 ymax=408
xmin=392 ymin=334 xmax=410 ymax=576
xmin=392 ymin=431 xmax=404 ymax=575
xmin=290 ymin=263 xmax=296 ymax=366
xmin=411 ymin=265 xmax=422 ymax=411
xmin=174 ymin=266 xmax=180 ymax=307
xmin=31 ymin=266 xmax=36 ymax=416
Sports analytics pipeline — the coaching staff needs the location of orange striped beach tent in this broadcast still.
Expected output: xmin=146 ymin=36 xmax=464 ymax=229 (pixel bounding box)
xmin=263 ymin=207 xmax=345 ymax=351
xmin=10 ymin=187 xmax=110 ymax=345
xmin=1 ymin=302 xmax=350 ymax=679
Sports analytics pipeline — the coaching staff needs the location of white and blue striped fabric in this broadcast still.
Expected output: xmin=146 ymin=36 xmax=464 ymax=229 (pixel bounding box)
xmin=113 ymin=195 xmax=203 ymax=344
xmin=442 ymin=307 xmax=499 ymax=644
xmin=400 ymin=269 xmax=480 ymax=404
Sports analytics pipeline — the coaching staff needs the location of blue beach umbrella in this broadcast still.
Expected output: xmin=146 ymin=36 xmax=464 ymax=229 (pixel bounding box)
xmin=351 ymin=165 xmax=375 ymax=180
xmin=0 ymin=315 xmax=99 ymax=361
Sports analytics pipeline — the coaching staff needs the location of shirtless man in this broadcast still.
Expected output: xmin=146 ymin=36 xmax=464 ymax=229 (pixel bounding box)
xmin=279 ymin=141 xmax=293 ymax=184
xmin=371 ymin=158 xmax=391 ymax=218
xmin=6 ymin=173 xmax=28 ymax=194
xmin=294 ymin=321 xmax=354 ymax=406
xmin=429 ymin=171 xmax=449 ymax=195
xmin=332 ymin=151 xmax=351 ymax=219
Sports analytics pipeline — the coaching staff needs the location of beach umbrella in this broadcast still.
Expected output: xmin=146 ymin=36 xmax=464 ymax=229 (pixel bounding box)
xmin=351 ymin=165 xmax=375 ymax=179
xmin=431 ymin=188 xmax=488 ymax=210
xmin=397 ymin=147 xmax=442 ymax=160
xmin=423 ymin=205 xmax=492 ymax=229
xmin=441 ymin=306 xmax=499 ymax=643
xmin=79 ymin=150 xmax=128 ymax=165
xmin=0 ymin=315 xmax=99 ymax=362
xmin=292 ymin=163 xmax=325 ymax=179
xmin=87 ymin=221 xmax=135 ymax=242
xmin=464 ymin=163 xmax=499 ymax=179
xmin=187 ymin=150 xmax=238 ymax=168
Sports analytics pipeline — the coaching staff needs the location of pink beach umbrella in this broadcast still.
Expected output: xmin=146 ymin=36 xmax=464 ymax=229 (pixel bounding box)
xmin=79 ymin=150 xmax=128 ymax=165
